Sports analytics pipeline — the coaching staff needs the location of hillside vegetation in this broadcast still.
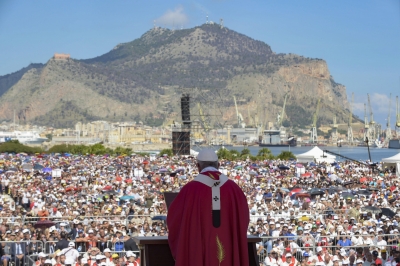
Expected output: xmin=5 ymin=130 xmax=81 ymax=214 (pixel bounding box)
xmin=0 ymin=24 xmax=350 ymax=128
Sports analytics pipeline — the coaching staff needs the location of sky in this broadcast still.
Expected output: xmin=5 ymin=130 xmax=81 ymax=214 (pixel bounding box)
xmin=0 ymin=0 xmax=399 ymax=126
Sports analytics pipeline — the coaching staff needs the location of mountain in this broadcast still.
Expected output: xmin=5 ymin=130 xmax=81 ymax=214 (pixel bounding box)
xmin=0 ymin=24 xmax=350 ymax=128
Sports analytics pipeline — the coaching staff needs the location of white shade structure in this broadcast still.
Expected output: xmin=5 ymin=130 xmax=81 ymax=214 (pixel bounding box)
xmin=382 ymin=153 xmax=400 ymax=164
xmin=382 ymin=152 xmax=400 ymax=177
xmin=296 ymin=146 xmax=336 ymax=163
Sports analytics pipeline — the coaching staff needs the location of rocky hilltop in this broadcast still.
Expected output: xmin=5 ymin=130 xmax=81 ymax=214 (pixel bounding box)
xmin=0 ymin=24 xmax=350 ymax=128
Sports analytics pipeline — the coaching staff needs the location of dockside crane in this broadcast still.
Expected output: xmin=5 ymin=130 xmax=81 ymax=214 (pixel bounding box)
xmin=367 ymin=94 xmax=376 ymax=141
xmin=276 ymin=93 xmax=288 ymax=129
xmin=311 ymin=99 xmax=320 ymax=143
xmin=347 ymin=93 xmax=354 ymax=145
xmin=234 ymin=96 xmax=246 ymax=128
xmin=331 ymin=115 xmax=338 ymax=143
xmin=385 ymin=93 xmax=392 ymax=142
xmin=258 ymin=106 xmax=268 ymax=143
xmin=247 ymin=106 xmax=255 ymax=127
xmin=396 ymin=96 xmax=400 ymax=138
xmin=363 ymin=103 xmax=369 ymax=142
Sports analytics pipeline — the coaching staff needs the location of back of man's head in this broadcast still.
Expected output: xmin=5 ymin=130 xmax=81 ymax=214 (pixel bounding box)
xmin=196 ymin=149 xmax=218 ymax=170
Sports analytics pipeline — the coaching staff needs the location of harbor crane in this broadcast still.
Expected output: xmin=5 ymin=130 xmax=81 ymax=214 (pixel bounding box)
xmin=363 ymin=103 xmax=369 ymax=142
xmin=396 ymin=96 xmax=400 ymax=138
xmin=331 ymin=115 xmax=338 ymax=143
xmin=385 ymin=93 xmax=392 ymax=142
xmin=311 ymin=99 xmax=320 ymax=143
xmin=258 ymin=106 xmax=268 ymax=143
xmin=234 ymin=96 xmax=246 ymax=128
xmin=247 ymin=106 xmax=255 ymax=127
xmin=347 ymin=93 xmax=354 ymax=145
xmin=276 ymin=93 xmax=288 ymax=129
xmin=367 ymin=94 xmax=376 ymax=140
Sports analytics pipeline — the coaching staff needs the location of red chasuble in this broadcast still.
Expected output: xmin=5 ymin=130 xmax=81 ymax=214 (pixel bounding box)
xmin=167 ymin=174 xmax=250 ymax=266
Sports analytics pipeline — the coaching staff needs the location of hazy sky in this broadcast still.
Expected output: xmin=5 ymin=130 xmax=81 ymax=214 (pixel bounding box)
xmin=0 ymin=0 xmax=399 ymax=125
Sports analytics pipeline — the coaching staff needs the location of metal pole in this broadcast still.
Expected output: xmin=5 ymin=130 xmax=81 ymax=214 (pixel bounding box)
xmin=365 ymin=137 xmax=372 ymax=162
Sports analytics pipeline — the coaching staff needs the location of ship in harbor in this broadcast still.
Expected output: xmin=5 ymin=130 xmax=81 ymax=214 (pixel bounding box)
xmin=389 ymin=139 xmax=400 ymax=149
xmin=259 ymin=128 xmax=297 ymax=147
xmin=0 ymin=131 xmax=48 ymax=144
xmin=388 ymin=95 xmax=400 ymax=149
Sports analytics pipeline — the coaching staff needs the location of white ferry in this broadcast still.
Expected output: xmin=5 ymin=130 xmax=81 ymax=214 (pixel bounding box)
xmin=0 ymin=131 xmax=48 ymax=144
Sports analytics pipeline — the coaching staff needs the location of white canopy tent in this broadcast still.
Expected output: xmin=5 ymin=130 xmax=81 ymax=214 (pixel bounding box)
xmin=296 ymin=146 xmax=336 ymax=163
xmin=381 ymin=153 xmax=400 ymax=177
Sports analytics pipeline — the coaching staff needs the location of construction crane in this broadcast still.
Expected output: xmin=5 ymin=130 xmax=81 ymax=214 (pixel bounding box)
xmin=347 ymin=93 xmax=354 ymax=145
xmin=276 ymin=93 xmax=288 ymax=129
xmin=310 ymin=99 xmax=320 ymax=143
xmin=385 ymin=93 xmax=392 ymax=142
xmin=331 ymin=115 xmax=338 ymax=143
xmin=258 ymin=106 xmax=268 ymax=143
xmin=363 ymin=103 xmax=369 ymax=142
xmin=396 ymin=96 xmax=400 ymax=138
xmin=247 ymin=106 xmax=255 ymax=127
xmin=367 ymin=93 xmax=376 ymax=140
xmin=233 ymin=96 xmax=245 ymax=128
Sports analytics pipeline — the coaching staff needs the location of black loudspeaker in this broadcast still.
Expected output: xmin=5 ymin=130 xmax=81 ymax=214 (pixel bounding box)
xmin=181 ymin=94 xmax=191 ymax=129
xmin=172 ymin=131 xmax=190 ymax=155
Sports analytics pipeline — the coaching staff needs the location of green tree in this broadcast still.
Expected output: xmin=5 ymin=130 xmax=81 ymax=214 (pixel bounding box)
xmin=276 ymin=151 xmax=296 ymax=160
xmin=0 ymin=141 xmax=42 ymax=154
xmin=159 ymin=148 xmax=173 ymax=157
xmin=229 ymin=149 xmax=240 ymax=158
xmin=241 ymin=148 xmax=250 ymax=156
xmin=45 ymin=134 xmax=53 ymax=141
xmin=257 ymin=148 xmax=272 ymax=157
xmin=48 ymin=144 xmax=70 ymax=154
xmin=89 ymin=143 xmax=107 ymax=155
xmin=217 ymin=148 xmax=231 ymax=160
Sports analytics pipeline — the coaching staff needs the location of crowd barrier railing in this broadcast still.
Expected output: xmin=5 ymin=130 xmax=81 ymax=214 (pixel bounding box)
xmin=0 ymin=214 xmax=155 ymax=227
xmin=0 ymin=240 xmax=44 ymax=266
xmin=40 ymin=239 xmax=140 ymax=255
xmin=259 ymin=244 xmax=396 ymax=264
xmin=256 ymin=234 xmax=399 ymax=261
xmin=77 ymin=250 xmax=141 ymax=262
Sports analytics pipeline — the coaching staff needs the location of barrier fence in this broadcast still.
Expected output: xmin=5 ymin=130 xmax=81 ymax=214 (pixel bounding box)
xmin=257 ymin=234 xmax=400 ymax=264
xmin=0 ymin=240 xmax=43 ymax=266
xmin=249 ymin=207 xmax=384 ymax=221
xmin=0 ymin=215 xmax=156 ymax=227
xmin=0 ymin=240 xmax=139 ymax=265
xmin=0 ymin=208 xmax=378 ymax=228
xmin=42 ymin=239 xmax=139 ymax=254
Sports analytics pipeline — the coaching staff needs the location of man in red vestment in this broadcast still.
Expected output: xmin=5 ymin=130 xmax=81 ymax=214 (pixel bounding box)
xmin=167 ymin=149 xmax=250 ymax=266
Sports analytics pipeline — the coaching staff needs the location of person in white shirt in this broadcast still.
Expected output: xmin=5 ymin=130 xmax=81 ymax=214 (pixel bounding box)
xmin=376 ymin=235 xmax=387 ymax=250
xmin=61 ymin=242 xmax=79 ymax=263
xmin=281 ymin=252 xmax=297 ymax=266
xmin=264 ymin=249 xmax=282 ymax=266
xmin=362 ymin=232 xmax=373 ymax=246
xmin=351 ymin=232 xmax=364 ymax=246
xmin=50 ymin=208 xmax=62 ymax=218
xmin=308 ymin=247 xmax=329 ymax=265
xmin=125 ymin=251 xmax=139 ymax=266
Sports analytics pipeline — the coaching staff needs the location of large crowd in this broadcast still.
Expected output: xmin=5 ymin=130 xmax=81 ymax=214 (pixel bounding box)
xmin=0 ymin=151 xmax=399 ymax=266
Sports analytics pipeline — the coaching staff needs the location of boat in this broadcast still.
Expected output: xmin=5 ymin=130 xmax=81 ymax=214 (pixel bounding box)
xmin=0 ymin=131 xmax=48 ymax=144
xmin=388 ymin=139 xmax=400 ymax=149
xmin=259 ymin=142 xmax=296 ymax=147
xmin=304 ymin=143 xmax=326 ymax=147
xmin=258 ymin=130 xmax=297 ymax=147
xmin=211 ymin=144 xmax=233 ymax=147
xmin=374 ymin=139 xmax=384 ymax=148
